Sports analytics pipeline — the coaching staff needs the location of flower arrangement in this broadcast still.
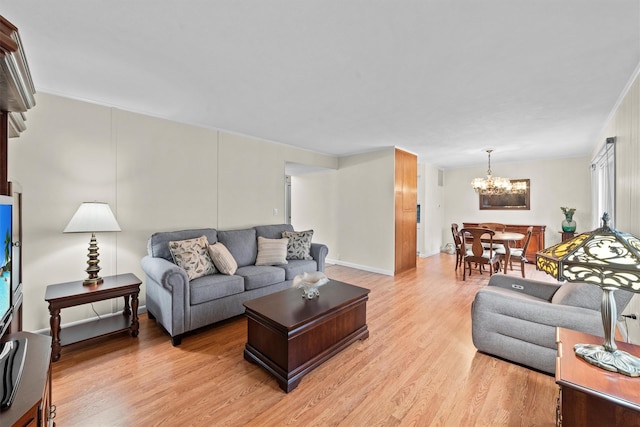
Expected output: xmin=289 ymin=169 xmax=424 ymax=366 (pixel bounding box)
xmin=561 ymin=207 xmax=576 ymax=217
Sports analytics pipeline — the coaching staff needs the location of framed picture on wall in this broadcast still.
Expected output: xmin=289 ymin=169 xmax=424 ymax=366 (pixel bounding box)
xmin=479 ymin=179 xmax=530 ymax=210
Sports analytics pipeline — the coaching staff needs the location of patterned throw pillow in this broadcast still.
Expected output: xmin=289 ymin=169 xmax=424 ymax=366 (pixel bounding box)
xmin=255 ymin=237 xmax=289 ymax=266
xmin=168 ymin=235 xmax=217 ymax=280
xmin=282 ymin=230 xmax=314 ymax=260
xmin=208 ymin=242 xmax=238 ymax=275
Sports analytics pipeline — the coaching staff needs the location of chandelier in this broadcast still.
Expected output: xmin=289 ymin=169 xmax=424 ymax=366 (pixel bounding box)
xmin=471 ymin=149 xmax=527 ymax=195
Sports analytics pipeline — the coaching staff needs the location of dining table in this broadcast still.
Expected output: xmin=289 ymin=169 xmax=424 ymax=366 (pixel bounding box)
xmin=481 ymin=231 xmax=525 ymax=274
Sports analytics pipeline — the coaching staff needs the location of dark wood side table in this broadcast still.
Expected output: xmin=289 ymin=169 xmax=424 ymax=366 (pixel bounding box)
xmin=560 ymin=231 xmax=576 ymax=242
xmin=44 ymin=273 xmax=141 ymax=362
xmin=556 ymin=327 xmax=640 ymax=426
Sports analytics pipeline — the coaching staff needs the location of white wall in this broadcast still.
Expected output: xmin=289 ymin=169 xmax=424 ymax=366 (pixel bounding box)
xmin=113 ymin=108 xmax=221 ymax=293
xmin=290 ymin=171 xmax=339 ymax=260
xmin=334 ymin=149 xmax=396 ymax=275
xmin=440 ymin=156 xmax=592 ymax=250
xmin=419 ymin=163 xmax=444 ymax=257
xmin=596 ymin=70 xmax=640 ymax=342
xmin=217 ymin=133 xmax=288 ymax=228
xmin=9 ymin=94 xmax=121 ymax=328
xmin=8 ymin=93 xmax=340 ymax=331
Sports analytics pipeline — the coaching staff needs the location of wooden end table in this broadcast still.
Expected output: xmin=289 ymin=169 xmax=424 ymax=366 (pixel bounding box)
xmin=556 ymin=327 xmax=640 ymax=426
xmin=243 ymin=280 xmax=370 ymax=392
xmin=44 ymin=273 xmax=142 ymax=362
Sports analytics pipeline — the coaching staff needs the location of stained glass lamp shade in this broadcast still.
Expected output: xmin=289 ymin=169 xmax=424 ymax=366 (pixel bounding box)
xmin=536 ymin=213 xmax=640 ymax=376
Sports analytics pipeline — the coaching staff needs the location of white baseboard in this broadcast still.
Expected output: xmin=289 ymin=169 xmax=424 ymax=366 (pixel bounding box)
xmin=326 ymin=258 xmax=394 ymax=276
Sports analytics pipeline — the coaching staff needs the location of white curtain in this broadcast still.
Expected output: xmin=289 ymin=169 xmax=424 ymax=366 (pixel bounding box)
xmin=591 ymin=139 xmax=616 ymax=229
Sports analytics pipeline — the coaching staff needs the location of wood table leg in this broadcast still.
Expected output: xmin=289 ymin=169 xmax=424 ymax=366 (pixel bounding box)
xmin=130 ymin=292 xmax=139 ymax=337
xmin=49 ymin=305 xmax=61 ymax=362
xmin=122 ymin=295 xmax=131 ymax=316
xmin=503 ymin=245 xmax=511 ymax=274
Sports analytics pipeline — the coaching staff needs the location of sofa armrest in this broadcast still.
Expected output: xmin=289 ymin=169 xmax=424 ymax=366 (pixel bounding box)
xmin=141 ymin=255 xmax=189 ymax=292
xmin=487 ymin=274 xmax=561 ymax=301
xmin=310 ymin=243 xmax=329 ymax=272
xmin=471 ymin=286 xmax=606 ymax=374
xmin=141 ymin=255 xmax=190 ymax=339
xmin=473 ymin=286 xmax=604 ymax=338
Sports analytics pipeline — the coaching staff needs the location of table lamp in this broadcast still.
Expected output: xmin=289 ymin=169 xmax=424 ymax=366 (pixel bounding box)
xmin=63 ymin=202 xmax=121 ymax=286
xmin=536 ymin=213 xmax=640 ymax=377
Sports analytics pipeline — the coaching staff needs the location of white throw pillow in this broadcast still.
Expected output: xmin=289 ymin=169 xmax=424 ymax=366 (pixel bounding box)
xmin=208 ymin=242 xmax=238 ymax=275
xmin=255 ymin=236 xmax=289 ymax=266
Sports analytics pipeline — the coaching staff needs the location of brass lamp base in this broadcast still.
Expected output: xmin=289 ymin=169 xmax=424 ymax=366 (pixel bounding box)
xmin=83 ymin=277 xmax=103 ymax=286
xmin=572 ymin=286 xmax=640 ymax=377
xmin=574 ymin=344 xmax=640 ymax=377
xmin=83 ymin=232 xmax=103 ymax=286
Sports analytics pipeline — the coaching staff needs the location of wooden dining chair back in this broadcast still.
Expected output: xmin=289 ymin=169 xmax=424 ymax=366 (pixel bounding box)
xmin=451 ymin=223 xmax=463 ymax=270
xmin=478 ymin=222 xmax=507 ymax=232
xmin=497 ymin=226 xmax=534 ymax=278
xmin=478 ymin=222 xmax=507 ymax=251
xmin=460 ymin=227 xmax=501 ymax=281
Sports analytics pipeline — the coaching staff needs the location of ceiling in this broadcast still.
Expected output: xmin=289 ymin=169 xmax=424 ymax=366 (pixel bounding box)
xmin=1 ymin=1 xmax=639 ymax=169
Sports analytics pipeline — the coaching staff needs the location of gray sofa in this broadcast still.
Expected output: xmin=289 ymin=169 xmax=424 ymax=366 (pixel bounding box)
xmin=471 ymin=274 xmax=634 ymax=374
xmin=141 ymin=224 xmax=328 ymax=345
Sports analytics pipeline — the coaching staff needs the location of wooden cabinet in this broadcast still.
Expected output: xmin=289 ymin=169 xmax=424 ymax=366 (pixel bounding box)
xmin=0 ymin=332 xmax=53 ymax=427
xmin=556 ymin=328 xmax=640 ymax=427
xmin=394 ymin=149 xmax=417 ymax=274
xmin=462 ymin=223 xmax=546 ymax=259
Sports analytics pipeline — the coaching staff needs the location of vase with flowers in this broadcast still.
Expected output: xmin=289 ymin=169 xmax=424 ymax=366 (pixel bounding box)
xmin=561 ymin=207 xmax=576 ymax=232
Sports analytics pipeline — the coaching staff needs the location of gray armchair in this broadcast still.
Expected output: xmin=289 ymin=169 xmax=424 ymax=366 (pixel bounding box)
xmin=471 ymin=274 xmax=634 ymax=374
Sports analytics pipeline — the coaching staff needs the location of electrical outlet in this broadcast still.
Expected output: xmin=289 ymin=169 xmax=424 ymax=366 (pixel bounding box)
xmin=273 ymin=208 xmax=278 ymax=216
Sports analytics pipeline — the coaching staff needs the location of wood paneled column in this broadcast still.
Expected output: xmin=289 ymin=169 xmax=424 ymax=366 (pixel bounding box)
xmin=394 ymin=148 xmax=417 ymax=274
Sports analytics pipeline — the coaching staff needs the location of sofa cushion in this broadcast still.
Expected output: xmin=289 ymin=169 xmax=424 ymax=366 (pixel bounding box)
xmin=168 ymin=236 xmax=217 ymax=280
xmin=551 ymin=282 xmax=601 ymax=310
xmin=236 ymin=265 xmax=286 ymax=291
xmin=255 ymin=224 xmax=294 ymax=239
xmin=217 ymin=228 xmax=257 ymax=267
xmin=282 ymin=229 xmax=314 ymax=260
xmin=552 ymin=281 xmax=634 ymax=313
xmin=189 ymin=274 xmax=244 ymax=305
xmin=278 ymin=259 xmax=318 ymax=280
xmin=208 ymin=242 xmax=238 ymax=275
xmin=148 ymin=228 xmax=218 ymax=261
xmin=255 ymin=237 xmax=289 ymax=266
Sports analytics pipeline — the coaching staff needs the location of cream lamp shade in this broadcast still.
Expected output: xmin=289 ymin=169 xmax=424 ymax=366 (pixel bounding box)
xmin=64 ymin=202 xmax=121 ymax=285
xmin=64 ymin=202 xmax=121 ymax=233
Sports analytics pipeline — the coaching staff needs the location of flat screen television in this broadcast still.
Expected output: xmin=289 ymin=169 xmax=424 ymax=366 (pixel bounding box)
xmin=0 ymin=194 xmax=12 ymax=338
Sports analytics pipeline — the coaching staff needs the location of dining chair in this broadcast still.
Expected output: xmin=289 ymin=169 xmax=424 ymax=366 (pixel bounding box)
xmin=460 ymin=227 xmax=501 ymax=281
xmin=478 ymin=222 xmax=506 ymax=252
xmin=496 ymin=226 xmax=533 ymax=278
xmin=451 ymin=223 xmax=464 ymax=270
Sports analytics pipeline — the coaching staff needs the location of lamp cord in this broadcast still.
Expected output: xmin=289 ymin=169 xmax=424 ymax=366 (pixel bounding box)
xmin=91 ymin=303 xmax=102 ymax=320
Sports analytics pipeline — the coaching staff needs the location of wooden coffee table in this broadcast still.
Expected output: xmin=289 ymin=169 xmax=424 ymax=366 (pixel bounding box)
xmin=243 ymin=280 xmax=370 ymax=392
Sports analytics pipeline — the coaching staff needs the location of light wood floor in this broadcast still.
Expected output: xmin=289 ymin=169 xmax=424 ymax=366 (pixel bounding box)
xmin=50 ymin=254 xmax=558 ymax=426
